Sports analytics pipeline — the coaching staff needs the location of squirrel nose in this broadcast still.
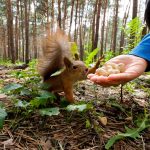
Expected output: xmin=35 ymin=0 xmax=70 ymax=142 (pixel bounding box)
xmin=85 ymin=68 xmax=88 ymax=73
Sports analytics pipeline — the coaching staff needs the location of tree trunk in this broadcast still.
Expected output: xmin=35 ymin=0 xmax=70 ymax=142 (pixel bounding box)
xmin=93 ymin=0 xmax=101 ymax=51
xmin=20 ymin=3 xmax=25 ymax=61
xmin=79 ymin=1 xmax=85 ymax=60
xmin=51 ymin=0 xmax=54 ymax=32
xmin=132 ymin=0 xmax=138 ymax=19
xmin=58 ymin=0 xmax=61 ymax=28
xmin=130 ymin=0 xmax=138 ymax=49
xmin=100 ymin=0 xmax=107 ymax=56
xmin=15 ymin=0 xmax=19 ymax=61
xmin=6 ymin=0 xmax=15 ymax=63
xmin=92 ymin=0 xmax=98 ymax=51
xmin=111 ymin=0 xmax=119 ymax=55
xmin=69 ymin=0 xmax=74 ymax=34
xmin=63 ymin=0 xmax=67 ymax=30
xmin=3 ymin=27 xmax=7 ymax=59
xmin=119 ymin=0 xmax=130 ymax=53
xmin=74 ymin=0 xmax=79 ymax=42
xmin=45 ymin=0 xmax=51 ymax=34
xmin=33 ymin=0 xmax=37 ymax=59
xmin=24 ymin=0 xmax=29 ymax=64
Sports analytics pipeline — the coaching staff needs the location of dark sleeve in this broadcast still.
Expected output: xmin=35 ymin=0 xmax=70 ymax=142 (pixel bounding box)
xmin=129 ymin=33 xmax=150 ymax=71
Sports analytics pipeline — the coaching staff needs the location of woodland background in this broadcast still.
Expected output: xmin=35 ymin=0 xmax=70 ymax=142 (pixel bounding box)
xmin=0 ymin=0 xmax=149 ymax=64
xmin=0 ymin=1 xmax=150 ymax=149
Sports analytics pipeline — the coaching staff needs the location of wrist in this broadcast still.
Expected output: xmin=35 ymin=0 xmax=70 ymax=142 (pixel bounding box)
xmin=129 ymin=54 xmax=148 ymax=72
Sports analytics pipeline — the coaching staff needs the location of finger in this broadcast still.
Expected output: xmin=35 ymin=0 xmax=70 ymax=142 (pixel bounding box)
xmin=87 ymin=74 xmax=95 ymax=78
xmin=89 ymin=75 xmax=113 ymax=86
xmin=89 ymin=73 xmax=132 ymax=86
xmin=108 ymin=71 xmax=140 ymax=83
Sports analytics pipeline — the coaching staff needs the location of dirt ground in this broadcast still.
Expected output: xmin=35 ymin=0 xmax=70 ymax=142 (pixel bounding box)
xmin=0 ymin=66 xmax=150 ymax=150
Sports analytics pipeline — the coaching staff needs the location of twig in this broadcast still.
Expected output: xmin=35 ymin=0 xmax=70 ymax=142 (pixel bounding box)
xmin=14 ymin=143 xmax=25 ymax=150
xmin=120 ymin=84 xmax=123 ymax=102
xmin=82 ymin=146 xmax=100 ymax=150
xmin=141 ymin=135 xmax=145 ymax=150
xmin=15 ymin=132 xmax=38 ymax=145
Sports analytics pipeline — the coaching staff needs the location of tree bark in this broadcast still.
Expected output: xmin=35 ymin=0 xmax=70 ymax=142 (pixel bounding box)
xmin=93 ymin=0 xmax=101 ymax=51
xmin=58 ymin=0 xmax=61 ymax=28
xmin=111 ymin=0 xmax=119 ymax=55
xmin=92 ymin=0 xmax=98 ymax=51
xmin=51 ymin=0 xmax=54 ymax=32
xmin=69 ymin=0 xmax=74 ymax=34
xmin=20 ymin=2 xmax=25 ymax=61
xmin=63 ymin=0 xmax=67 ymax=30
xmin=129 ymin=0 xmax=138 ymax=49
xmin=6 ymin=0 xmax=15 ymax=63
xmin=132 ymin=0 xmax=138 ymax=19
xmin=24 ymin=0 xmax=29 ymax=64
xmin=15 ymin=0 xmax=19 ymax=61
xmin=33 ymin=0 xmax=37 ymax=59
xmin=74 ymin=0 xmax=79 ymax=42
xmin=100 ymin=0 xmax=107 ymax=56
xmin=119 ymin=0 xmax=130 ymax=53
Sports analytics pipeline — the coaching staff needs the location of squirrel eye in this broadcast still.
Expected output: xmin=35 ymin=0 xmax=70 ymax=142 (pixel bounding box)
xmin=73 ymin=66 xmax=78 ymax=69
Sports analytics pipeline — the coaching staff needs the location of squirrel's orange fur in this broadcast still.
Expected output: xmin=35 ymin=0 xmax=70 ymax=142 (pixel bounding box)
xmin=37 ymin=29 xmax=88 ymax=103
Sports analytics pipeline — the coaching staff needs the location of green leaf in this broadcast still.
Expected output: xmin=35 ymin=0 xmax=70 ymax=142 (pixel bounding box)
xmin=122 ymin=17 xmax=144 ymax=52
xmin=20 ymin=89 xmax=32 ymax=96
xmin=30 ymin=91 xmax=56 ymax=108
xmin=40 ymin=83 xmax=51 ymax=90
xmin=70 ymin=42 xmax=78 ymax=55
xmin=3 ymin=83 xmax=23 ymax=92
xmin=39 ymin=90 xmax=56 ymax=99
xmin=85 ymin=48 xmax=99 ymax=66
xmin=15 ymin=100 xmax=29 ymax=108
xmin=30 ymin=97 xmax=48 ymax=108
xmin=105 ymin=135 xmax=123 ymax=149
xmin=0 ymin=108 xmax=7 ymax=128
xmin=110 ymin=102 xmax=126 ymax=113
xmin=66 ymin=104 xmax=92 ymax=112
xmin=105 ymin=114 xmax=150 ymax=149
xmin=123 ymin=126 xmax=140 ymax=139
xmin=39 ymin=107 xmax=60 ymax=116
xmin=85 ymin=119 xmax=91 ymax=128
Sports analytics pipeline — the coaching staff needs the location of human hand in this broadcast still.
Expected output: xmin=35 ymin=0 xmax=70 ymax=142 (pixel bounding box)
xmin=88 ymin=55 xmax=148 ymax=86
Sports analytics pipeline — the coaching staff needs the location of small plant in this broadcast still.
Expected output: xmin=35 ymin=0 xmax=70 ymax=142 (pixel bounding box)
xmin=124 ymin=82 xmax=135 ymax=93
xmin=66 ymin=103 xmax=93 ymax=112
xmin=103 ymin=50 xmax=114 ymax=62
xmin=30 ymin=90 xmax=56 ymax=108
xmin=121 ymin=17 xmax=144 ymax=53
xmin=105 ymin=113 xmax=150 ymax=149
xmin=84 ymin=48 xmax=99 ymax=66
xmin=39 ymin=107 xmax=60 ymax=116
xmin=0 ymin=102 xmax=7 ymax=128
xmin=0 ymin=58 xmax=12 ymax=67
xmin=70 ymin=42 xmax=79 ymax=58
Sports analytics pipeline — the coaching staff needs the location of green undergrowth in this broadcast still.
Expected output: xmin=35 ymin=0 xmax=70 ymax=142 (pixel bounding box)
xmin=0 ymin=59 xmax=150 ymax=149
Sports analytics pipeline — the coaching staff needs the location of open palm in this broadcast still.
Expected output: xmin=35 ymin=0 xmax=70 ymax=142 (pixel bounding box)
xmin=88 ymin=55 xmax=148 ymax=86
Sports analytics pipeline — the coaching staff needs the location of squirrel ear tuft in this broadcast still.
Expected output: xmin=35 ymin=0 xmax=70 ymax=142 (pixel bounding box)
xmin=64 ymin=57 xmax=73 ymax=68
xmin=74 ymin=53 xmax=79 ymax=60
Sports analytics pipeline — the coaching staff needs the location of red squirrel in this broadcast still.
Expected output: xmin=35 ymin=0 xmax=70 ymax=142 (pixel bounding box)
xmin=37 ymin=29 xmax=100 ymax=103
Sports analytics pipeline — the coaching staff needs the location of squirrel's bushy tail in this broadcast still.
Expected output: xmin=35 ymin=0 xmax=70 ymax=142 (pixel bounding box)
xmin=37 ymin=29 xmax=71 ymax=80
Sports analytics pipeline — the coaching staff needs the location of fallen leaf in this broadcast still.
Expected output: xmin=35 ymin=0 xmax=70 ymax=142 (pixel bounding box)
xmin=40 ymin=136 xmax=52 ymax=149
xmin=98 ymin=116 xmax=108 ymax=126
xmin=125 ymin=117 xmax=133 ymax=121
xmin=133 ymin=98 xmax=148 ymax=107
xmin=1 ymin=138 xmax=13 ymax=146
xmin=0 ymin=94 xmax=7 ymax=99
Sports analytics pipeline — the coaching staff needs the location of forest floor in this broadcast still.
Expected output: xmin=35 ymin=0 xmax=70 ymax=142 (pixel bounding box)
xmin=0 ymin=65 xmax=150 ymax=150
